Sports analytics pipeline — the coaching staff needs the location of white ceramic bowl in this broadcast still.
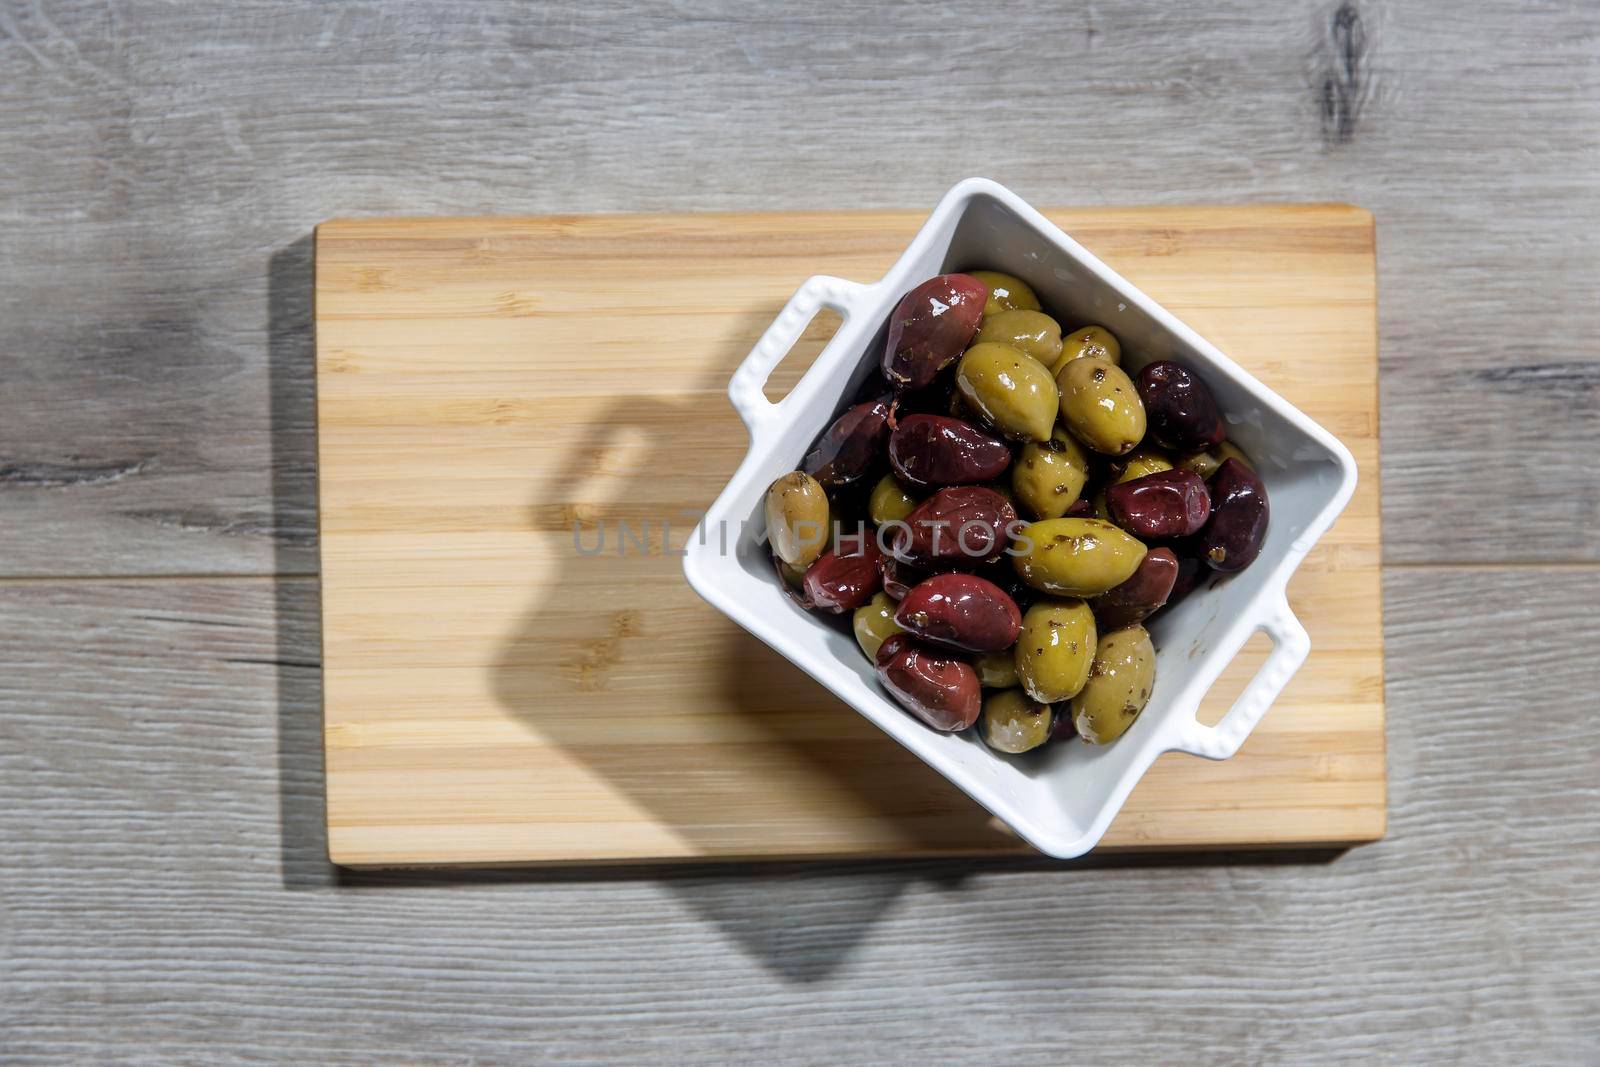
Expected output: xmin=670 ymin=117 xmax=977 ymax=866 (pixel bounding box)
xmin=683 ymin=178 xmax=1358 ymax=859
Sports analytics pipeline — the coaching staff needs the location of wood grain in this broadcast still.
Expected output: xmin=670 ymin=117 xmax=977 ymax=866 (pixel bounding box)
xmin=314 ymin=206 xmax=1384 ymax=865
xmin=2 ymin=0 xmax=1598 ymax=1061
xmin=0 ymin=570 xmax=1594 ymax=1063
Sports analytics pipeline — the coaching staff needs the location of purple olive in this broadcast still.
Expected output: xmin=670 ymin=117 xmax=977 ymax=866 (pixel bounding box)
xmin=894 ymin=573 xmax=1022 ymax=654
xmin=874 ymin=633 xmax=982 ymax=732
xmin=881 ymin=275 xmax=988 ymax=391
xmin=1163 ymin=551 xmax=1207 ymax=610
xmin=1105 ymin=469 xmax=1211 ymax=539
xmin=973 ymin=554 xmax=1036 ymax=609
xmin=801 ymin=533 xmax=883 ymax=612
xmin=1136 ymin=361 xmax=1227 ymax=453
xmin=1092 ymin=547 xmax=1179 ymax=630
xmin=888 ymin=415 xmax=1011 ymax=490
xmin=880 ymin=556 xmax=930 ymax=601
xmin=801 ymin=396 xmax=893 ymax=488
xmin=890 ymin=485 xmax=1017 ymax=569
xmin=1196 ymin=458 xmax=1269 ymax=572
xmin=1062 ymin=497 xmax=1095 ymax=519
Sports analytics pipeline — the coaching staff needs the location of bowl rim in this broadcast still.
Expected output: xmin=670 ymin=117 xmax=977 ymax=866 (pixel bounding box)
xmin=684 ymin=177 xmax=1359 ymax=858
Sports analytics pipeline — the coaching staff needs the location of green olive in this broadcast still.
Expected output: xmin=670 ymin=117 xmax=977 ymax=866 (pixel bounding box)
xmin=1112 ymin=446 xmax=1174 ymax=485
xmin=975 ymin=309 xmax=1063 ymax=366
xmin=970 ymin=270 xmax=1041 ymax=316
xmin=764 ymin=471 xmax=831 ymax=568
xmin=1012 ymin=424 xmax=1090 ymax=520
xmin=979 ymin=688 xmax=1053 ymax=754
xmin=1091 ymin=488 xmax=1110 ymax=521
xmin=1057 ymin=357 xmax=1147 ymax=456
xmin=776 ymin=555 xmax=806 ymax=590
xmin=1012 ymin=518 xmax=1147 ymax=597
xmin=974 ymin=649 xmax=1019 ymax=689
xmin=1049 ymin=325 xmax=1122 ymax=374
xmin=868 ymin=474 xmax=919 ymax=526
xmin=852 ymin=592 xmax=906 ymax=662
xmin=1071 ymin=624 xmax=1156 ymax=744
xmin=956 ymin=342 xmax=1059 ymax=442
xmin=1014 ymin=598 xmax=1097 ymax=703
xmin=1177 ymin=440 xmax=1254 ymax=480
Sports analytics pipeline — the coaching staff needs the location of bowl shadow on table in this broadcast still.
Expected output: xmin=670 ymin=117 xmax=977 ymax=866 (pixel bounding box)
xmin=474 ymin=308 xmax=1346 ymax=981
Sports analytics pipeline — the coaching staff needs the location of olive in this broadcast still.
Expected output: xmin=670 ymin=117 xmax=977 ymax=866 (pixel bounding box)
xmin=888 ymin=415 xmax=1012 ymax=490
xmin=889 ymin=485 xmax=1017 ymax=569
xmin=775 ymin=553 xmax=807 ymax=591
xmin=802 ymin=396 xmax=893 ymax=488
xmin=764 ymin=471 xmax=831 ymax=568
xmin=955 ymin=343 xmax=1059 ymax=443
xmin=1177 ymin=440 xmax=1255 ymax=480
xmin=852 ymin=592 xmax=906 ymax=662
xmin=1014 ymin=598 xmax=1097 ymax=703
xmin=979 ymin=688 xmax=1053 ymax=754
xmin=1155 ymin=549 xmax=1206 ymax=615
xmin=1057 ymin=357 xmax=1146 ymax=456
xmin=1089 ymin=488 xmax=1111 ymax=522
xmin=974 ymin=649 xmax=1020 ymax=689
xmin=1111 ymin=446 xmax=1174 ymax=485
xmin=1012 ymin=425 xmax=1091 ymax=520
xmin=894 ymin=572 xmax=1022 ymax=654
xmin=1105 ymin=469 xmax=1211 ymax=539
xmin=874 ymin=633 xmax=982 ymax=732
xmin=1063 ymin=497 xmax=1094 ymax=519
xmin=868 ymin=474 xmax=919 ymax=526
xmin=1049 ymin=325 xmax=1122 ymax=374
xmin=975 ymin=309 xmax=1063 ymax=366
xmin=1011 ymin=518 xmax=1147 ymax=597
xmin=972 ymin=554 xmax=1036 ymax=610
xmin=801 ymin=532 xmax=883 ymax=613
xmin=882 ymin=275 xmax=988 ymax=391
xmin=969 ymin=270 xmax=1040 ymax=316
xmin=1092 ymin=547 xmax=1178 ymax=630
xmin=1071 ymin=625 xmax=1156 ymax=744
xmin=1197 ymin=458 xmax=1269 ymax=572
xmin=880 ymin=556 xmax=929 ymax=601
xmin=1136 ymin=361 xmax=1227 ymax=453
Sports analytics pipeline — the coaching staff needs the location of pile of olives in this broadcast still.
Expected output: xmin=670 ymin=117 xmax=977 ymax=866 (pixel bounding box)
xmin=762 ymin=270 xmax=1270 ymax=754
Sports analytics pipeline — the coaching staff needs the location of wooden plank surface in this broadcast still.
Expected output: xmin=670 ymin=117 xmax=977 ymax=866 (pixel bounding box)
xmin=2 ymin=0 xmax=1598 ymax=1062
xmin=314 ymin=205 xmax=1384 ymax=865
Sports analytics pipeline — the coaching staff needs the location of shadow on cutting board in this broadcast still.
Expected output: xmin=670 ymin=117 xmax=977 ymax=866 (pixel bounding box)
xmin=486 ymin=305 xmax=939 ymax=980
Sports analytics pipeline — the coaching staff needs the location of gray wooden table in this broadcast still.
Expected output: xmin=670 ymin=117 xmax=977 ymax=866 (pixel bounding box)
xmin=3 ymin=1 xmax=1597 ymax=1062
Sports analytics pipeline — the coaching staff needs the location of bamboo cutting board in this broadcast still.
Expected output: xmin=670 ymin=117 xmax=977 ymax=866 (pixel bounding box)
xmin=315 ymin=205 xmax=1384 ymax=867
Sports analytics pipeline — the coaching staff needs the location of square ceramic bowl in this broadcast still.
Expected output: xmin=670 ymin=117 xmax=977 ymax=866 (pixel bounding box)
xmin=683 ymin=178 xmax=1358 ymax=859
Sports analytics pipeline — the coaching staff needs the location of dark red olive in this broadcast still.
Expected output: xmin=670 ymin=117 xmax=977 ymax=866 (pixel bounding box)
xmin=802 ymin=396 xmax=892 ymax=488
xmin=890 ymin=485 xmax=1017 ymax=569
xmin=801 ymin=533 xmax=883 ymax=612
xmin=1196 ymin=458 xmax=1269 ymax=572
xmin=1105 ymin=469 xmax=1211 ymax=539
xmin=1162 ymin=550 xmax=1207 ymax=611
xmin=880 ymin=556 xmax=929 ymax=601
xmin=888 ymin=415 xmax=1010 ymax=490
xmin=1136 ymin=361 xmax=1226 ymax=452
xmin=1062 ymin=497 xmax=1095 ymax=519
xmin=1092 ymin=547 xmax=1179 ymax=630
xmin=874 ymin=633 xmax=982 ymax=732
xmin=973 ymin=554 xmax=1035 ymax=609
xmin=881 ymin=275 xmax=988 ymax=391
xmin=893 ymin=573 xmax=1022 ymax=653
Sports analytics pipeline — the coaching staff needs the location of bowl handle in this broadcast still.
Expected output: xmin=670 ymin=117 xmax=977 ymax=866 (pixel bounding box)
xmin=1171 ymin=594 xmax=1311 ymax=760
xmin=729 ymin=274 xmax=875 ymax=437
